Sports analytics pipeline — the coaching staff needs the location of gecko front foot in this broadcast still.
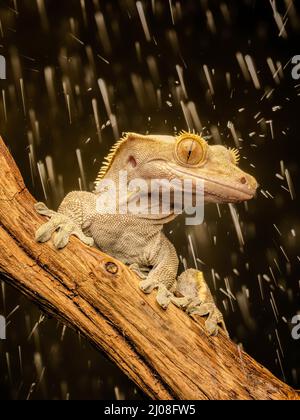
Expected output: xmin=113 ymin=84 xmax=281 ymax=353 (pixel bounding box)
xmin=176 ymin=269 xmax=228 ymax=337
xmin=35 ymin=202 xmax=94 ymax=249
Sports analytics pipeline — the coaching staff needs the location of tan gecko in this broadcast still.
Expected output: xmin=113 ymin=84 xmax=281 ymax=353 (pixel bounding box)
xmin=34 ymin=132 xmax=258 ymax=336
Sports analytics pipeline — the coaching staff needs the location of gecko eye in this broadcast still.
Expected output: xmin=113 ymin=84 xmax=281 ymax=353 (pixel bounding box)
xmin=229 ymin=148 xmax=240 ymax=166
xmin=175 ymin=132 xmax=208 ymax=167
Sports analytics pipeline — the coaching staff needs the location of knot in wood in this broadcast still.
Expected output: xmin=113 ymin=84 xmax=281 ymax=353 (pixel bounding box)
xmin=105 ymin=261 xmax=119 ymax=275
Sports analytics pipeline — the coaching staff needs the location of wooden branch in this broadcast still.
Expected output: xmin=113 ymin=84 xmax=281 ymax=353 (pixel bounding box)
xmin=0 ymin=137 xmax=298 ymax=401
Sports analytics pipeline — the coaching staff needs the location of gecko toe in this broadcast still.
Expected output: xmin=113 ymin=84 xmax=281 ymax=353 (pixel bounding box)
xmin=82 ymin=236 xmax=95 ymax=247
xmin=53 ymin=229 xmax=71 ymax=249
xmin=205 ymin=319 xmax=219 ymax=337
xmin=187 ymin=302 xmax=210 ymax=317
xmin=139 ymin=279 xmax=158 ymax=294
xmin=35 ymin=222 xmax=57 ymax=243
xmin=171 ymin=295 xmax=193 ymax=310
xmin=34 ymin=202 xmax=56 ymax=217
xmin=73 ymin=230 xmax=95 ymax=247
xmin=156 ymin=286 xmax=172 ymax=310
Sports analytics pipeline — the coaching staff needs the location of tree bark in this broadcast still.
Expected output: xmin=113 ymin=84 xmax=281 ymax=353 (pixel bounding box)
xmin=0 ymin=136 xmax=298 ymax=401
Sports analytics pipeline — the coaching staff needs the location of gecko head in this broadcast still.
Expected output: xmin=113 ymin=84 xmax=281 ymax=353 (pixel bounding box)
xmin=166 ymin=131 xmax=258 ymax=203
xmin=96 ymin=132 xmax=258 ymax=204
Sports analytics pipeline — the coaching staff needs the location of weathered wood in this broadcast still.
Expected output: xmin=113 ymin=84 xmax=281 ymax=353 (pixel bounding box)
xmin=0 ymin=136 xmax=298 ymax=400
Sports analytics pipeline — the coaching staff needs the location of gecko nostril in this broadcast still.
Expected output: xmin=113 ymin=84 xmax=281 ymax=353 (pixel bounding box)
xmin=240 ymin=177 xmax=247 ymax=185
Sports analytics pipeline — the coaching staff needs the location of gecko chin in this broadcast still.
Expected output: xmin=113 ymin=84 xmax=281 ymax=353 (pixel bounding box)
xmin=204 ymin=188 xmax=254 ymax=204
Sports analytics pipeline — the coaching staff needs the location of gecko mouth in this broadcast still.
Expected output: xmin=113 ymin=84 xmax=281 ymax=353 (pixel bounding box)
xmin=167 ymin=165 xmax=256 ymax=202
xmin=203 ymin=189 xmax=252 ymax=203
xmin=203 ymin=188 xmax=253 ymax=204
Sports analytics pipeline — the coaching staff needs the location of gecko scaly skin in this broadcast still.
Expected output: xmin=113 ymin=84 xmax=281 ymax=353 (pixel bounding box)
xmin=35 ymin=132 xmax=258 ymax=336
